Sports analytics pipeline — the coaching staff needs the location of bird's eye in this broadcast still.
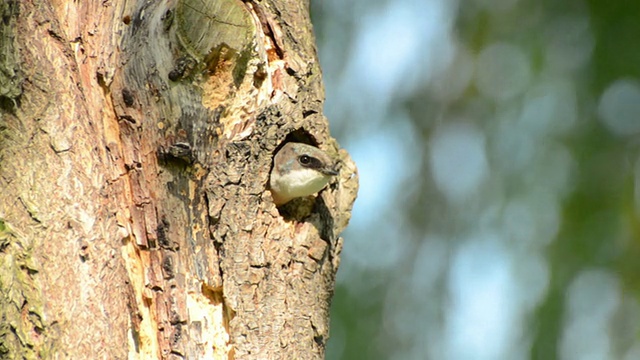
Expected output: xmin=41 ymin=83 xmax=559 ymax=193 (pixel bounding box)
xmin=299 ymin=155 xmax=311 ymax=165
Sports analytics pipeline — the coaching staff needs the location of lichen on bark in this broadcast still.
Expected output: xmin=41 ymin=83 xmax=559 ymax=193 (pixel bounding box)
xmin=0 ymin=0 xmax=22 ymax=107
xmin=0 ymin=219 xmax=51 ymax=359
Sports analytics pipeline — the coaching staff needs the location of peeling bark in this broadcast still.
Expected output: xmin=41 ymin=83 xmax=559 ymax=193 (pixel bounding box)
xmin=0 ymin=0 xmax=357 ymax=359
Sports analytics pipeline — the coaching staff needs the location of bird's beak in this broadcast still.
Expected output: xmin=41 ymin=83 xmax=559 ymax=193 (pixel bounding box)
xmin=321 ymin=165 xmax=339 ymax=176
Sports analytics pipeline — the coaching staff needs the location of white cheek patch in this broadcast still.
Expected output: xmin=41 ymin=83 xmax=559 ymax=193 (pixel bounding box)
xmin=277 ymin=168 xmax=332 ymax=198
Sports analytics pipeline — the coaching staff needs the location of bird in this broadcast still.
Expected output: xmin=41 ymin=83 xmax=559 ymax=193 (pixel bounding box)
xmin=269 ymin=142 xmax=339 ymax=205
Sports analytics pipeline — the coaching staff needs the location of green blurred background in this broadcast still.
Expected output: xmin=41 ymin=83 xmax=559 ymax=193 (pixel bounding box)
xmin=311 ymin=0 xmax=640 ymax=359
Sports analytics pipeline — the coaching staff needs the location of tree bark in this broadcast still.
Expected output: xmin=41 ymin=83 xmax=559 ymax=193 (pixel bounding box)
xmin=0 ymin=0 xmax=357 ymax=358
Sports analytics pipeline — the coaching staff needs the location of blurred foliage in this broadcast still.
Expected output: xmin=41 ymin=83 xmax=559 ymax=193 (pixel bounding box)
xmin=312 ymin=0 xmax=640 ymax=359
xmin=535 ymin=1 xmax=640 ymax=358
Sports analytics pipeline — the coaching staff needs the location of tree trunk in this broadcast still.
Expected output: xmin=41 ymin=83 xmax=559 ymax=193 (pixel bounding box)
xmin=0 ymin=0 xmax=358 ymax=358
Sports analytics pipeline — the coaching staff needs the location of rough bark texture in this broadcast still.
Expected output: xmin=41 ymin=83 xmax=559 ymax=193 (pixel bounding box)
xmin=0 ymin=0 xmax=357 ymax=359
